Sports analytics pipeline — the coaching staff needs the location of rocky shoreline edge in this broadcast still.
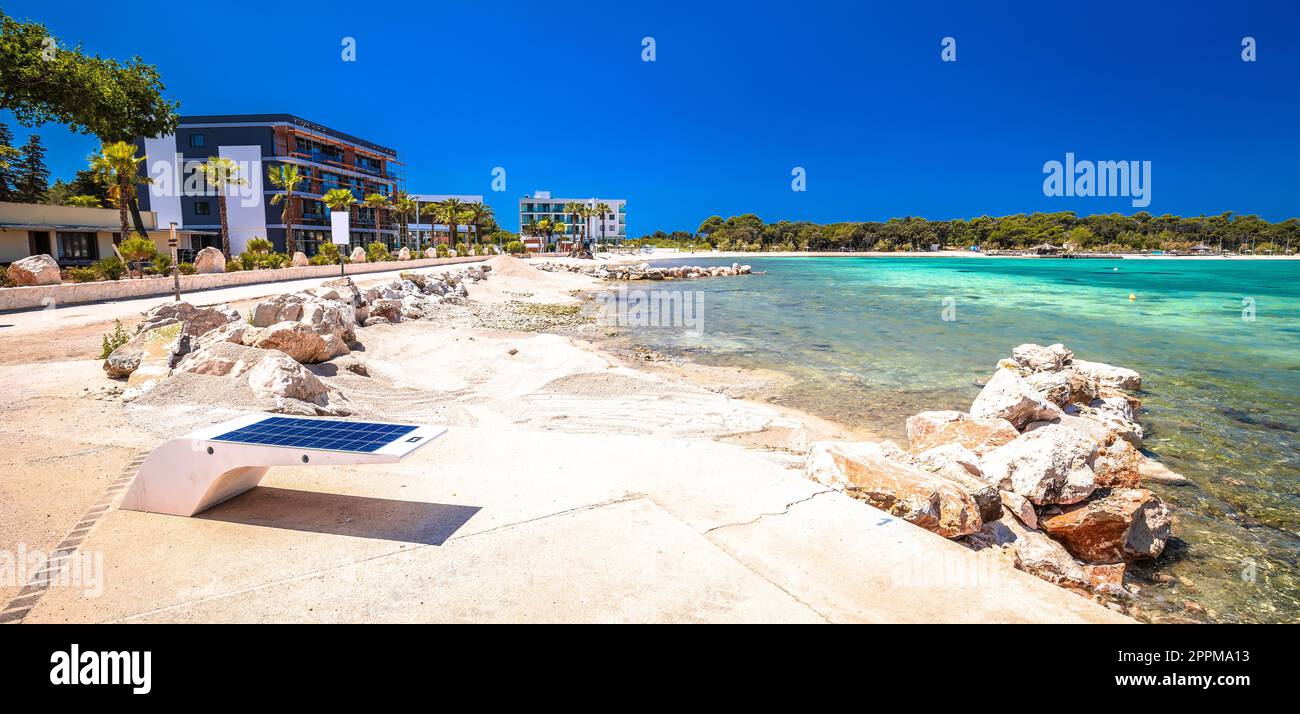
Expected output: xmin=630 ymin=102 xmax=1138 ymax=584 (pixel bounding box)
xmin=804 ymin=342 xmax=1191 ymax=614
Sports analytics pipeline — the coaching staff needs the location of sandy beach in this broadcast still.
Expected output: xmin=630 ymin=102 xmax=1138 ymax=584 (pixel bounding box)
xmin=0 ymin=255 xmax=1142 ymax=623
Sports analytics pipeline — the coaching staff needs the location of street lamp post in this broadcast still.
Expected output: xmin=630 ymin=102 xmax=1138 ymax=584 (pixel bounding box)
xmin=168 ymin=222 xmax=180 ymax=302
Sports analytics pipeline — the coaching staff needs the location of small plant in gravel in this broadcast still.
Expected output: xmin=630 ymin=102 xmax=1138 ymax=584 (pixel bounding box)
xmin=99 ymin=320 xmax=130 ymax=359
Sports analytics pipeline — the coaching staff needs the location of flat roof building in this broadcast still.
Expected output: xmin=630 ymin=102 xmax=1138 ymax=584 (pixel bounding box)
xmin=0 ymin=201 xmax=187 ymax=266
xmin=519 ymin=191 xmax=627 ymax=252
xmin=137 ymin=114 xmax=401 ymax=257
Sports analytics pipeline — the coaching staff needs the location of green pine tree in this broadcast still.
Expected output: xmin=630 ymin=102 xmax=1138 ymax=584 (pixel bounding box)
xmin=13 ymin=134 xmax=49 ymax=203
xmin=0 ymin=121 xmax=18 ymax=202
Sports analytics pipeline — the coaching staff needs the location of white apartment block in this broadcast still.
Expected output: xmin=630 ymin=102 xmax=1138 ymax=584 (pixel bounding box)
xmin=519 ymin=191 xmax=627 ymax=249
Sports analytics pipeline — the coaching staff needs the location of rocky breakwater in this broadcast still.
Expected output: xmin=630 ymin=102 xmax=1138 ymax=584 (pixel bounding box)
xmin=805 ymin=343 xmax=1188 ymax=611
xmin=535 ymin=261 xmax=753 ymax=280
xmin=101 ymin=264 xmax=494 ymax=415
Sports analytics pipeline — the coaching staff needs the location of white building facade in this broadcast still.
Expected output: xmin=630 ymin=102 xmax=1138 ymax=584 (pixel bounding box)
xmin=518 ymin=191 xmax=627 ymax=250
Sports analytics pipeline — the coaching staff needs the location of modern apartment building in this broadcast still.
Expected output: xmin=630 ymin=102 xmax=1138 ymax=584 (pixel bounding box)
xmin=518 ymin=191 xmax=627 ymax=251
xmin=137 ymin=114 xmax=401 ymax=257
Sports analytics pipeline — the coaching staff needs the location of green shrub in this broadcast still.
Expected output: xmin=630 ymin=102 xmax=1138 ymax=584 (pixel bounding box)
xmin=245 ymin=237 xmax=274 ymax=254
xmin=178 ymin=262 xmax=196 ymax=275
xmin=435 ymin=244 xmax=449 ymax=258
xmin=152 ymin=253 xmax=174 ymax=275
xmin=505 ymin=240 xmax=525 ymax=254
xmin=235 ymin=252 xmax=259 ymax=271
xmin=226 ymin=259 xmax=243 ymax=272
xmin=92 ymin=257 xmax=126 ymax=281
xmin=68 ymin=266 xmax=100 ymax=283
xmin=118 ymin=235 xmax=157 ymax=277
xmin=99 ymin=320 xmax=130 ymax=359
xmin=366 ymin=242 xmax=391 ymax=263
xmin=259 ymin=252 xmax=289 ymax=269
xmin=454 ymin=242 xmax=469 ymax=256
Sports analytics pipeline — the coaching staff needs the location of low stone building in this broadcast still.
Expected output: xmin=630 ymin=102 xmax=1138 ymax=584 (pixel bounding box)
xmin=0 ymin=201 xmax=210 ymax=267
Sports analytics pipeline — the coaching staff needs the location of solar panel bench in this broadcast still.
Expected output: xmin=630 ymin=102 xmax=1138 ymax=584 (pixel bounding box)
xmin=120 ymin=414 xmax=447 ymax=517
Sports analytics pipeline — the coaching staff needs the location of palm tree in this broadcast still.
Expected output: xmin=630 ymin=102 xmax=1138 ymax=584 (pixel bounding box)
xmin=465 ymin=202 xmax=494 ymax=247
xmin=196 ymin=157 xmax=247 ymax=258
xmin=564 ymin=201 xmax=584 ymax=250
xmin=390 ymin=191 xmax=417 ymax=251
xmin=363 ymin=192 xmax=391 ymax=248
xmin=536 ymin=219 xmax=554 ymax=252
xmin=89 ymin=141 xmax=150 ymax=243
xmin=267 ymin=164 xmax=305 ymax=256
xmin=594 ymin=202 xmax=611 ymax=250
xmin=435 ymin=198 xmax=465 ymax=247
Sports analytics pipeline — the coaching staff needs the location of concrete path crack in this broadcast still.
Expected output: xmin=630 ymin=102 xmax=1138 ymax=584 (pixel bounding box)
xmin=702 ymin=488 xmax=834 ymax=535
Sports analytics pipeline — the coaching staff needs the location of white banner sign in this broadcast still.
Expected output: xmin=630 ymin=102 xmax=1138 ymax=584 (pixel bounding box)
xmin=330 ymin=211 xmax=350 ymax=245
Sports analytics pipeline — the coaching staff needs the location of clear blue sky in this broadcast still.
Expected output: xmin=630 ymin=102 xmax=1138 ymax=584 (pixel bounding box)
xmin=5 ymin=0 xmax=1299 ymax=234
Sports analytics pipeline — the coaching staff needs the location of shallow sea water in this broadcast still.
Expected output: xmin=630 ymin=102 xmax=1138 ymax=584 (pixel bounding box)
xmin=610 ymin=256 xmax=1299 ymax=623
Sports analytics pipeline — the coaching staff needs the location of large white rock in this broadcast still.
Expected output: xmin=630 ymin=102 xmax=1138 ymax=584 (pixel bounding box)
xmin=806 ymin=440 xmax=983 ymax=538
xmin=174 ymin=340 xmax=265 ymax=377
xmin=970 ymin=368 xmax=1064 ymax=429
xmin=979 ymin=424 xmax=1098 ymax=505
xmin=1010 ymin=343 xmax=1074 ymax=372
xmin=250 ymin=294 xmax=304 ymax=327
xmin=291 ymin=251 xmax=309 ymax=267
xmin=104 ymin=322 xmax=183 ymax=378
xmin=1071 ymin=359 xmax=1141 ymax=391
xmin=137 ymin=301 xmax=241 ymax=338
xmin=193 ymin=247 xmax=226 ymax=274
xmin=350 ymin=247 xmax=367 ymax=263
xmin=398 ymin=247 xmax=412 ymax=261
xmin=5 ymin=254 xmax=61 ymax=286
xmin=246 ymin=321 xmax=328 ymax=363
xmin=247 ymin=351 xmax=327 ymax=405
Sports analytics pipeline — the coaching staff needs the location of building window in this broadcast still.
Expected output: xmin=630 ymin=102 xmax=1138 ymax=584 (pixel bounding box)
xmin=189 ymin=133 xmax=205 ymax=148
xmin=58 ymin=232 xmax=99 ymax=261
xmin=194 ymin=201 xmax=211 ymax=216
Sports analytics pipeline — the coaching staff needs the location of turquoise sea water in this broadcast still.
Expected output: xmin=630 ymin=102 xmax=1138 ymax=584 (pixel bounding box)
xmin=612 ymin=256 xmax=1300 ymax=623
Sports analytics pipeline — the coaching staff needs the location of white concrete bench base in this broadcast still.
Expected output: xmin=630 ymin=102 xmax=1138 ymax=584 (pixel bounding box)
xmin=120 ymin=414 xmax=446 ymax=517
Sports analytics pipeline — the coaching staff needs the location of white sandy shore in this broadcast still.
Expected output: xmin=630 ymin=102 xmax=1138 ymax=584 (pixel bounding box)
xmin=0 ymin=259 xmax=1129 ymax=623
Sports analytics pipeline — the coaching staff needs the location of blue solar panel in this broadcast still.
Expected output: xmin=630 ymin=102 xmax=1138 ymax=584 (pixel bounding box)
xmin=210 ymin=416 xmax=420 ymax=454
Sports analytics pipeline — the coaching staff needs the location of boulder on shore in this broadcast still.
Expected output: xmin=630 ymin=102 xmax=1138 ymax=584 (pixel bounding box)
xmin=1039 ymin=488 xmax=1171 ymax=563
xmin=104 ymin=322 xmax=183 ymax=379
xmin=1091 ymin=437 xmax=1144 ymax=489
xmin=979 ymin=423 xmax=1098 ymax=505
xmin=1010 ymin=343 xmax=1074 ymax=372
xmin=5 ymin=254 xmax=61 ymax=286
xmin=1071 ymin=359 xmax=1141 ymax=391
xmin=905 ymin=410 xmax=1019 ymax=456
xmin=246 ymin=321 xmax=328 ymax=363
xmin=970 ymin=368 xmax=1063 ymax=429
xmin=965 ymin=514 xmax=1089 ymax=591
xmin=806 ymin=440 xmax=983 ymax=538
xmin=193 ymin=247 xmax=225 ymax=274
xmin=247 ymin=351 xmax=328 ymax=405
xmin=910 ymin=444 xmax=1002 ymax=523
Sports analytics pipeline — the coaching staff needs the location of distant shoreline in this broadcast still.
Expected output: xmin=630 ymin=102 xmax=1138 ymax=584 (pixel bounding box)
xmin=622 ymin=250 xmax=1300 ymax=262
